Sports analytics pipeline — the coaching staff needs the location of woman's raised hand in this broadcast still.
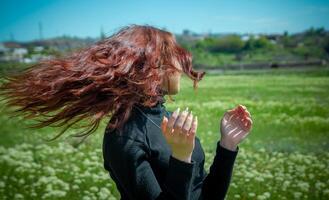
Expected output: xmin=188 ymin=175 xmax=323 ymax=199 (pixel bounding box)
xmin=219 ymin=104 xmax=253 ymax=151
xmin=161 ymin=107 xmax=198 ymax=163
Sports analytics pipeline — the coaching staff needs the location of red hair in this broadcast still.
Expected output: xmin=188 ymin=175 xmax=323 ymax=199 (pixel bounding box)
xmin=0 ymin=24 xmax=206 ymax=141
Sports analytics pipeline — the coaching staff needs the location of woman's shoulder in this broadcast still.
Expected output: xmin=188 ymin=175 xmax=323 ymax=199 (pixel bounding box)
xmin=104 ymin=112 xmax=148 ymax=145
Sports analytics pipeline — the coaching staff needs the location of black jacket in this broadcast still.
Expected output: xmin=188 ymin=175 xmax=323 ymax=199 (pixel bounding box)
xmin=102 ymin=98 xmax=239 ymax=200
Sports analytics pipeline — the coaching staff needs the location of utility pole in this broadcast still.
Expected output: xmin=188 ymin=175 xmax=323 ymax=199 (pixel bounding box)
xmin=100 ymin=25 xmax=106 ymax=40
xmin=39 ymin=21 xmax=43 ymax=40
xmin=10 ymin=32 xmax=15 ymax=41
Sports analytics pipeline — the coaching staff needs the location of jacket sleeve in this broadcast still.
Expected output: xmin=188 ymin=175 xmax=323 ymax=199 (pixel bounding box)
xmin=104 ymin=135 xmax=196 ymax=200
xmin=200 ymin=140 xmax=239 ymax=200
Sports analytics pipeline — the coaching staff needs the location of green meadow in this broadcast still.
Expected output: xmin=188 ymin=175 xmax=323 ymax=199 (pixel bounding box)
xmin=0 ymin=66 xmax=328 ymax=200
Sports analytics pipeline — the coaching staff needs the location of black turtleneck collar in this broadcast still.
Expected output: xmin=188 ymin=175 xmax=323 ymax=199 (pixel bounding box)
xmin=133 ymin=96 xmax=166 ymax=114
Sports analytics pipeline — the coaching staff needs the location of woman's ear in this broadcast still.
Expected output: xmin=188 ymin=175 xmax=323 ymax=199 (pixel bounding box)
xmin=167 ymin=74 xmax=171 ymax=94
xmin=160 ymin=73 xmax=168 ymax=93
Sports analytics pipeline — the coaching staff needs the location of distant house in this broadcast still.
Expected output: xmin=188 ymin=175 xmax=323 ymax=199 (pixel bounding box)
xmin=34 ymin=46 xmax=44 ymax=52
xmin=265 ymin=34 xmax=280 ymax=44
xmin=0 ymin=42 xmax=16 ymax=62
xmin=12 ymin=48 xmax=28 ymax=62
xmin=241 ymin=34 xmax=251 ymax=41
xmin=0 ymin=41 xmax=56 ymax=63
xmin=0 ymin=42 xmax=27 ymax=62
xmin=0 ymin=43 xmax=8 ymax=52
xmin=29 ymin=54 xmax=55 ymax=63
xmin=0 ymin=43 xmax=9 ymax=61
xmin=240 ymin=34 xmax=262 ymax=41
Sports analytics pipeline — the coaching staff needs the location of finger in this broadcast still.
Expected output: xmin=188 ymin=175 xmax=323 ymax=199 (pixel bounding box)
xmin=245 ymin=118 xmax=252 ymax=130
xmin=225 ymin=121 xmax=238 ymax=132
xmin=223 ymin=111 xmax=232 ymax=122
xmin=242 ymin=116 xmax=252 ymax=126
xmin=238 ymin=130 xmax=250 ymax=141
xmin=182 ymin=111 xmax=193 ymax=135
xmin=174 ymin=107 xmax=189 ymax=135
xmin=240 ymin=104 xmax=247 ymax=110
xmin=161 ymin=116 xmax=168 ymax=135
xmin=228 ymin=112 xmax=238 ymax=122
xmin=240 ymin=116 xmax=251 ymax=126
xmin=236 ymin=114 xmax=242 ymax=120
xmin=226 ymin=123 xmax=233 ymax=129
xmin=237 ymin=104 xmax=251 ymax=118
xmin=188 ymin=115 xmax=198 ymax=141
xmin=245 ymin=110 xmax=251 ymax=118
xmin=236 ymin=105 xmax=245 ymax=114
xmin=230 ymin=114 xmax=242 ymax=128
xmin=167 ymin=107 xmax=180 ymax=133
xmin=238 ymin=105 xmax=249 ymax=114
xmin=233 ymin=130 xmax=244 ymax=138
xmin=228 ymin=127 xmax=238 ymax=135
xmin=221 ymin=114 xmax=228 ymax=129
xmin=245 ymin=116 xmax=252 ymax=124
xmin=227 ymin=108 xmax=236 ymax=115
xmin=241 ymin=114 xmax=251 ymax=120
xmin=237 ymin=106 xmax=248 ymax=118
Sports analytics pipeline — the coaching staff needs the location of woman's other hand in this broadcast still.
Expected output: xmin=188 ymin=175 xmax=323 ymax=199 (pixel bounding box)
xmin=219 ymin=104 xmax=253 ymax=151
xmin=161 ymin=107 xmax=198 ymax=163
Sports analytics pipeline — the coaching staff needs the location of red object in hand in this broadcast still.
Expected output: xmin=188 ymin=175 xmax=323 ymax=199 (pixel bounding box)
xmin=227 ymin=104 xmax=252 ymax=132
xmin=219 ymin=104 xmax=253 ymax=150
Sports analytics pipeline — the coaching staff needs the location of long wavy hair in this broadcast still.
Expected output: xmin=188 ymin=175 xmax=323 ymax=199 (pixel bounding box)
xmin=0 ymin=24 xmax=206 ymax=142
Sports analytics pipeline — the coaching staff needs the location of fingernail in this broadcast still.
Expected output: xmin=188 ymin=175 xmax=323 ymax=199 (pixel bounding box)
xmin=175 ymin=107 xmax=180 ymax=114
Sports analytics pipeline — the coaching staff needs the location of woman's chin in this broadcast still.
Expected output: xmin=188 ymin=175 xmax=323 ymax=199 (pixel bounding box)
xmin=169 ymin=90 xmax=179 ymax=95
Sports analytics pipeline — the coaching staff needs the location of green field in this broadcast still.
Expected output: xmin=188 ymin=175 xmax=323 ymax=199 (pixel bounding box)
xmin=0 ymin=66 xmax=329 ymax=200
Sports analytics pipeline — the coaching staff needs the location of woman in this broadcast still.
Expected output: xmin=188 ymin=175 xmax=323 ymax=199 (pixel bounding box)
xmin=0 ymin=24 xmax=252 ymax=200
xmin=101 ymin=25 xmax=253 ymax=200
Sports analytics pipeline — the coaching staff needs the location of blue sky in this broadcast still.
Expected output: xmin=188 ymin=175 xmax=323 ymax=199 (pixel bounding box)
xmin=1 ymin=0 xmax=329 ymax=42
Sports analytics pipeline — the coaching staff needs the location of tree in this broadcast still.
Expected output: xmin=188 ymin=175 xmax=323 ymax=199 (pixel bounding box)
xmin=324 ymin=39 xmax=329 ymax=56
xmin=244 ymin=36 xmax=272 ymax=51
xmin=207 ymin=35 xmax=245 ymax=53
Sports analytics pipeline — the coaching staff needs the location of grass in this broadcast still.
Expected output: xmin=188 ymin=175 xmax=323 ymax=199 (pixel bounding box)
xmin=0 ymin=66 xmax=329 ymax=199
